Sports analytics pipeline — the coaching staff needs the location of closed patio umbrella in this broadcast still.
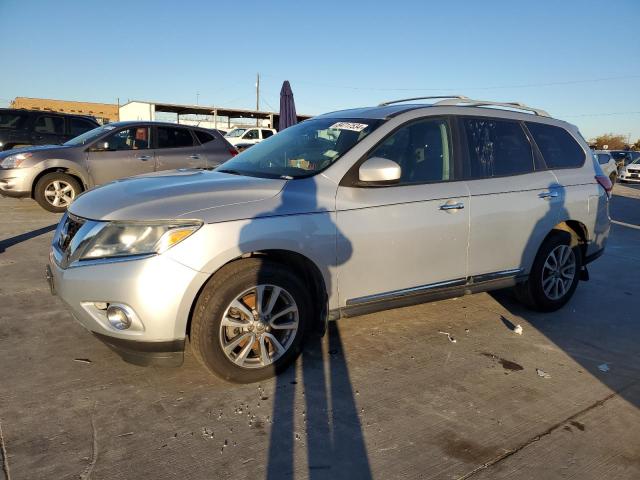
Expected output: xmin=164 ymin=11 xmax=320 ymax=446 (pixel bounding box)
xmin=279 ymin=80 xmax=297 ymax=131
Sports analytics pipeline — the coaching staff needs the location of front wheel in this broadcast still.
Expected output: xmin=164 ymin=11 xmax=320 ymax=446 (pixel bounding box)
xmin=34 ymin=172 xmax=81 ymax=213
xmin=190 ymin=258 xmax=310 ymax=383
xmin=514 ymin=231 xmax=582 ymax=312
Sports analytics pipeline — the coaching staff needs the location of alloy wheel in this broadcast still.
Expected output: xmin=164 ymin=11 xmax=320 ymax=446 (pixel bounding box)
xmin=219 ymin=284 xmax=299 ymax=369
xmin=541 ymin=244 xmax=576 ymax=300
xmin=44 ymin=180 xmax=75 ymax=208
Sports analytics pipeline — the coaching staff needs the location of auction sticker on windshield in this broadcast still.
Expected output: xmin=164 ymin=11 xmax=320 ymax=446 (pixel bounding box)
xmin=329 ymin=122 xmax=368 ymax=132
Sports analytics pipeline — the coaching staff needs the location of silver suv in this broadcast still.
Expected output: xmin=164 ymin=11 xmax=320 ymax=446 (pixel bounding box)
xmin=47 ymin=96 xmax=612 ymax=383
xmin=0 ymin=121 xmax=236 ymax=212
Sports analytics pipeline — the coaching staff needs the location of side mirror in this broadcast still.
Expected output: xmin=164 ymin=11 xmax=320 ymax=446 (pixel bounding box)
xmin=91 ymin=141 xmax=110 ymax=151
xmin=358 ymin=157 xmax=401 ymax=184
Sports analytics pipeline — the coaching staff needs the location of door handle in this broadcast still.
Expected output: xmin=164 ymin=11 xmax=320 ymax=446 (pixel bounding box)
xmin=439 ymin=202 xmax=464 ymax=211
xmin=189 ymin=154 xmax=201 ymax=160
xmin=136 ymin=155 xmax=152 ymax=161
xmin=539 ymin=191 xmax=559 ymax=199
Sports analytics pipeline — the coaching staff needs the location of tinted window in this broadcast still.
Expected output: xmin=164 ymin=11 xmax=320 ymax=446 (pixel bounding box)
xmin=463 ymin=118 xmax=534 ymax=177
xmin=157 ymin=127 xmax=195 ymax=148
xmin=368 ymin=118 xmax=453 ymax=184
xmin=244 ymin=129 xmax=259 ymax=140
xmin=596 ymin=153 xmax=611 ymax=165
xmin=0 ymin=112 xmax=28 ymax=130
xmin=34 ymin=115 xmax=65 ymax=135
xmin=526 ymin=122 xmax=585 ymax=169
xmin=261 ymin=130 xmax=274 ymax=139
xmin=105 ymin=127 xmax=150 ymax=150
xmin=194 ymin=130 xmax=215 ymax=144
xmin=70 ymin=118 xmax=97 ymax=137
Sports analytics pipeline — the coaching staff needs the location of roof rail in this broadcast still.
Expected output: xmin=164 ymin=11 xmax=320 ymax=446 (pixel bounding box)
xmin=378 ymin=96 xmax=550 ymax=117
xmin=433 ymin=98 xmax=550 ymax=117
xmin=378 ymin=95 xmax=469 ymax=106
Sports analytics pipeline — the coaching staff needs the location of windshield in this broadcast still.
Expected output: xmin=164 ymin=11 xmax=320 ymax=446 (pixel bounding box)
xmin=64 ymin=124 xmax=115 ymax=146
xmin=631 ymin=158 xmax=640 ymax=165
xmin=216 ymin=118 xmax=382 ymax=179
xmin=225 ymin=128 xmax=247 ymax=138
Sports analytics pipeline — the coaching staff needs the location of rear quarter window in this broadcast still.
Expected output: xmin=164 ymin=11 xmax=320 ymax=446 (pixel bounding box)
xmin=0 ymin=112 xmax=28 ymax=130
xmin=526 ymin=122 xmax=585 ymax=169
xmin=194 ymin=130 xmax=215 ymax=144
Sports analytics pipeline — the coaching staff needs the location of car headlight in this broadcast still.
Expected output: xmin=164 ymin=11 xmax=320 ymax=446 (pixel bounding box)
xmin=0 ymin=152 xmax=32 ymax=168
xmin=77 ymin=221 xmax=202 ymax=261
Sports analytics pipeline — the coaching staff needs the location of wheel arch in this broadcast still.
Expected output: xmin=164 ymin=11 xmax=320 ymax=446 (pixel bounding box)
xmin=31 ymin=167 xmax=87 ymax=198
xmin=186 ymin=249 xmax=328 ymax=339
xmin=548 ymin=220 xmax=589 ymax=258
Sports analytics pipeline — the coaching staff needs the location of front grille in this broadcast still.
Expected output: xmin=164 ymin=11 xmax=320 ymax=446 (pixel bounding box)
xmin=58 ymin=214 xmax=85 ymax=252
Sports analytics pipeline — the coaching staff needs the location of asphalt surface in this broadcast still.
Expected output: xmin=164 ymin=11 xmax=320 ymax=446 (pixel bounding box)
xmin=0 ymin=184 xmax=639 ymax=480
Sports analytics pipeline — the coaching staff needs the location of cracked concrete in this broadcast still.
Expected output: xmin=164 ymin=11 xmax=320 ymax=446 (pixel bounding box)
xmin=0 ymin=185 xmax=639 ymax=479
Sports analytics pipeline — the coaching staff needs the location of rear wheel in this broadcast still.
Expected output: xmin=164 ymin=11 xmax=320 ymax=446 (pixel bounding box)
xmin=514 ymin=231 xmax=582 ymax=312
xmin=34 ymin=172 xmax=81 ymax=213
xmin=190 ymin=258 xmax=310 ymax=383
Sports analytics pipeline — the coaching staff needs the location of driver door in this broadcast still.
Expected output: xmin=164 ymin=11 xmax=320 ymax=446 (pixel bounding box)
xmin=336 ymin=117 xmax=470 ymax=307
xmin=86 ymin=126 xmax=155 ymax=185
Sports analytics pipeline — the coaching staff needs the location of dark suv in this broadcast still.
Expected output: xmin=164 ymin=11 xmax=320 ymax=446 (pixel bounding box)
xmin=0 ymin=108 xmax=100 ymax=151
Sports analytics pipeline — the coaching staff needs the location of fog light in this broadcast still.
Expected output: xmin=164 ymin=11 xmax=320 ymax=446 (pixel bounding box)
xmin=106 ymin=305 xmax=132 ymax=330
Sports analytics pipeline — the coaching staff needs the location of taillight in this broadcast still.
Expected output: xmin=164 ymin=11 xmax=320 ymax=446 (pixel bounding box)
xmin=595 ymin=175 xmax=612 ymax=196
xmin=229 ymin=147 xmax=238 ymax=157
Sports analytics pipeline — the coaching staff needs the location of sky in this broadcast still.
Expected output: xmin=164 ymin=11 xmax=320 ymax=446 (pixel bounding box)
xmin=1 ymin=0 xmax=639 ymax=141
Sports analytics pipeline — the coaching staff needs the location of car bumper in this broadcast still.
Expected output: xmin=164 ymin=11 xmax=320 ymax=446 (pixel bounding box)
xmin=48 ymin=250 xmax=211 ymax=366
xmin=0 ymin=168 xmax=32 ymax=197
xmin=619 ymin=171 xmax=640 ymax=182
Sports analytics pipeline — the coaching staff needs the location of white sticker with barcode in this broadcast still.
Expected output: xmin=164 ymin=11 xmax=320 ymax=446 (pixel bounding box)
xmin=329 ymin=122 xmax=368 ymax=132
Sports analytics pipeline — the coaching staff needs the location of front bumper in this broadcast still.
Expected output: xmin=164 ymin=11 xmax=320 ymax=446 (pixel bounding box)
xmin=48 ymin=250 xmax=210 ymax=366
xmin=0 ymin=168 xmax=32 ymax=197
xmin=619 ymin=171 xmax=640 ymax=182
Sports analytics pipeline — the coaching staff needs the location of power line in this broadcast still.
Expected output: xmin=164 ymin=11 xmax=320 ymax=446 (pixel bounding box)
xmin=260 ymin=73 xmax=640 ymax=92
xmin=559 ymin=111 xmax=640 ymax=118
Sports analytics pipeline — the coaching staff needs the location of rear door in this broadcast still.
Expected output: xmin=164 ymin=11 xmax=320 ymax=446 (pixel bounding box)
xmin=86 ymin=125 xmax=155 ymax=185
xmin=31 ymin=114 xmax=66 ymax=145
xmin=154 ymin=126 xmax=205 ymax=171
xmin=336 ymin=116 xmax=470 ymax=306
xmin=193 ymin=129 xmax=232 ymax=168
xmin=461 ymin=116 xmax=560 ymax=277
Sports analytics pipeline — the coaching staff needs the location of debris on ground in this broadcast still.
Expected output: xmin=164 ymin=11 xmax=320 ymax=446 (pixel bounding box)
xmin=536 ymin=368 xmax=551 ymax=379
xmin=438 ymin=331 xmax=457 ymax=343
xmin=514 ymin=324 xmax=523 ymax=335
xmin=116 ymin=432 xmax=134 ymax=437
xmin=201 ymin=427 xmax=215 ymax=439
xmin=73 ymin=358 xmax=92 ymax=364
xmin=598 ymin=363 xmax=610 ymax=373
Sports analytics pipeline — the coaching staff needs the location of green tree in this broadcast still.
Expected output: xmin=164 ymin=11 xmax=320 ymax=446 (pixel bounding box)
xmin=590 ymin=134 xmax=627 ymax=150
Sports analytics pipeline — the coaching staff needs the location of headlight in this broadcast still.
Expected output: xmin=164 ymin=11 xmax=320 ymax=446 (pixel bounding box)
xmin=77 ymin=221 xmax=202 ymax=261
xmin=1 ymin=152 xmax=32 ymax=168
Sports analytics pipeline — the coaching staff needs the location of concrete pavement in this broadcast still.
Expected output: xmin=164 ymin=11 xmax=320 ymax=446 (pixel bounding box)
xmin=0 ymin=185 xmax=638 ymax=479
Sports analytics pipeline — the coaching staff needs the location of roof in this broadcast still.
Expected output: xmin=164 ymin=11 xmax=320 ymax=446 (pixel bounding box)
xmin=105 ymin=120 xmax=218 ymax=131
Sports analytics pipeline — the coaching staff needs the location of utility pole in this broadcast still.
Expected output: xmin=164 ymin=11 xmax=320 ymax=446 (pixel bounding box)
xmin=196 ymin=92 xmax=200 ymax=105
xmin=256 ymin=73 xmax=260 ymax=126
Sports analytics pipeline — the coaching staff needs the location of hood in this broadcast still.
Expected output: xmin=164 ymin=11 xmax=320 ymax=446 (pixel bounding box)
xmin=0 ymin=144 xmax=74 ymax=159
xmin=68 ymin=169 xmax=287 ymax=222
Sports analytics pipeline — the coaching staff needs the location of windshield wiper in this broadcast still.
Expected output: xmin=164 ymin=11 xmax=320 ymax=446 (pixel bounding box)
xmin=217 ymin=169 xmax=244 ymax=176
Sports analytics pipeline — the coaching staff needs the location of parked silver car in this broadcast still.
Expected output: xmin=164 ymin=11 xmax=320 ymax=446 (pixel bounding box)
xmin=47 ymin=96 xmax=611 ymax=383
xmin=0 ymin=121 xmax=236 ymax=212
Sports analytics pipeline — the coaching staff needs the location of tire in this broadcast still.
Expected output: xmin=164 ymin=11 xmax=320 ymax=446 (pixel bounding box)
xmin=190 ymin=258 xmax=310 ymax=383
xmin=34 ymin=172 xmax=82 ymax=213
xmin=514 ymin=231 xmax=582 ymax=312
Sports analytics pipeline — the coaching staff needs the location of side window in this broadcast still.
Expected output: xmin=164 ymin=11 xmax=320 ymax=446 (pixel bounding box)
xmin=244 ymin=129 xmax=259 ymax=140
xmin=34 ymin=115 xmax=65 ymax=135
xmin=463 ymin=118 xmax=534 ymax=178
xmin=525 ymin=122 xmax=585 ymax=169
xmin=596 ymin=153 xmax=611 ymax=165
xmin=368 ymin=118 xmax=453 ymax=184
xmin=70 ymin=119 xmax=97 ymax=137
xmin=194 ymin=130 xmax=215 ymax=144
xmin=0 ymin=113 xmax=28 ymax=129
xmin=105 ymin=127 xmax=150 ymax=151
xmin=261 ymin=129 xmax=274 ymax=139
xmin=157 ymin=127 xmax=195 ymax=148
